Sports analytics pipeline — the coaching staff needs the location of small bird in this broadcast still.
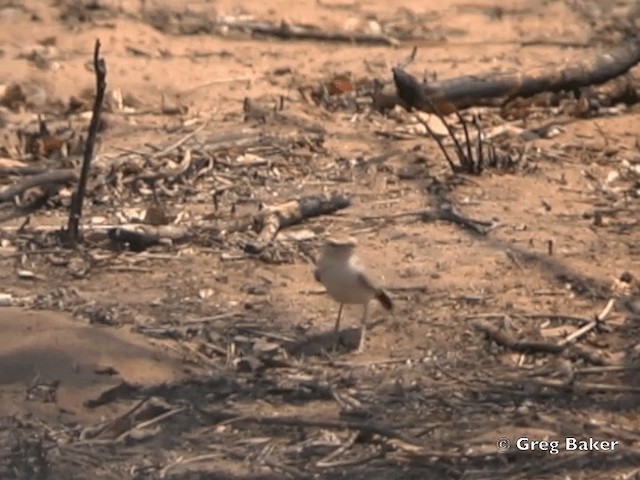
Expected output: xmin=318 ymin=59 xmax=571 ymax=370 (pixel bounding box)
xmin=313 ymin=237 xmax=393 ymax=353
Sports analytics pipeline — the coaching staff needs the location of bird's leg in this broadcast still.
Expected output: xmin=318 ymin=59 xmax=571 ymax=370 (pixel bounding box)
xmin=333 ymin=303 xmax=344 ymax=351
xmin=356 ymin=302 xmax=369 ymax=354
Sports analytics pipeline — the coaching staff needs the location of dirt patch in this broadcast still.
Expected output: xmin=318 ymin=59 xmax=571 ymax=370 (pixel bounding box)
xmin=0 ymin=307 xmax=185 ymax=421
xmin=1 ymin=0 xmax=640 ymax=479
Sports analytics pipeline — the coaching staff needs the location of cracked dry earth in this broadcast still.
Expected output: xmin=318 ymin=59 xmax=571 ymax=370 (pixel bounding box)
xmin=1 ymin=0 xmax=640 ymax=479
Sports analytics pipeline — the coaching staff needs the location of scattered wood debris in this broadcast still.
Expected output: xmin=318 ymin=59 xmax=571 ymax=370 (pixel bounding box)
xmin=3 ymin=3 xmax=640 ymax=480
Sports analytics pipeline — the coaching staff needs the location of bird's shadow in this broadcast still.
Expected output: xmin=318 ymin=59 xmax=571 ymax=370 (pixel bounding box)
xmin=285 ymin=319 xmax=385 ymax=356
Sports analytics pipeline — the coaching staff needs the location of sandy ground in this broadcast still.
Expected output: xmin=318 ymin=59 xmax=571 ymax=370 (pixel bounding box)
xmin=1 ymin=0 xmax=640 ymax=479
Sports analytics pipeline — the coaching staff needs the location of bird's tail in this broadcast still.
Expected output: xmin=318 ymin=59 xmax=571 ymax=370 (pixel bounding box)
xmin=375 ymin=290 xmax=393 ymax=310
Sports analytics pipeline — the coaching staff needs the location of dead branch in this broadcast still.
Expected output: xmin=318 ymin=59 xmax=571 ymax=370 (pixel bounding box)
xmin=0 ymin=188 xmax=54 ymax=224
xmin=107 ymin=225 xmax=190 ymax=252
xmin=82 ymin=396 xmax=151 ymax=440
xmin=114 ymin=407 xmax=184 ymax=442
xmin=84 ymin=381 xmax=139 ymax=408
xmin=0 ymin=169 xmax=76 ymax=203
xmin=244 ymin=191 xmax=351 ymax=253
xmin=472 ymin=319 xmax=565 ymax=354
xmin=393 ymin=36 xmax=640 ymax=113
xmin=473 ymin=298 xmax=617 ymax=357
xmin=221 ymin=19 xmax=399 ymax=46
xmin=420 ymin=207 xmax=493 ymax=235
xmin=159 ymin=453 xmax=226 ymax=478
xmin=66 ymin=39 xmax=107 ymax=242
xmin=149 ymin=121 xmax=208 ymax=159
xmin=129 ymin=148 xmax=194 ymax=184
xmin=0 ymin=165 xmax=49 ymax=176
xmin=529 ymin=378 xmax=640 ymax=394
xmin=200 ymin=407 xmax=423 ymax=446
xmin=557 ymin=298 xmax=615 ymax=347
xmin=315 ymin=432 xmax=359 ymax=468
xmin=363 ymin=207 xmax=493 ymax=235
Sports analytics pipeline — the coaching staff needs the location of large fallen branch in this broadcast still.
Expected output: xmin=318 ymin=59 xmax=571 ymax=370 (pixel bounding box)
xmin=244 ymin=191 xmax=351 ymax=253
xmin=0 ymin=169 xmax=76 ymax=203
xmin=392 ymin=36 xmax=640 ymax=113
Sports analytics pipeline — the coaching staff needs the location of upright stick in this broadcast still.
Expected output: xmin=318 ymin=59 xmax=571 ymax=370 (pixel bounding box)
xmin=66 ymin=39 xmax=107 ymax=242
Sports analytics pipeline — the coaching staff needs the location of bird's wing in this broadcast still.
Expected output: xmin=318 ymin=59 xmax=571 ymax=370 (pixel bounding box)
xmin=357 ymin=270 xmax=380 ymax=291
xmin=358 ymin=270 xmax=393 ymax=310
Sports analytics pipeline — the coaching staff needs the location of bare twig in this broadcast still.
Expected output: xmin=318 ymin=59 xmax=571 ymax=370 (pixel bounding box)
xmin=115 ymin=407 xmax=185 ymax=442
xmin=362 ymin=208 xmax=493 ymax=235
xmin=557 ymin=298 xmax=615 ymax=347
xmin=150 ymin=121 xmax=209 ymax=159
xmin=83 ymin=395 xmax=151 ymax=440
xmin=159 ymin=453 xmax=225 ymax=479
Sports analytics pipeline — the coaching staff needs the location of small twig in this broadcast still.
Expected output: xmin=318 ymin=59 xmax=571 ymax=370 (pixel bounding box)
xmin=171 ymin=341 xmax=219 ymax=368
xmin=362 ymin=208 xmax=493 ymax=234
xmin=115 ymin=407 xmax=185 ymax=442
xmin=236 ymin=326 xmax=296 ymax=343
xmin=84 ymin=395 xmax=150 ymax=440
xmin=415 ymin=115 xmax=457 ymax=171
xmin=472 ymin=114 xmax=484 ymax=171
xmin=159 ymin=453 xmax=223 ymax=479
xmin=131 ymin=148 xmax=193 ymax=183
xmin=221 ymin=19 xmax=399 ymax=46
xmin=396 ymin=46 xmax=417 ymax=70
xmin=182 ymin=312 xmax=244 ymax=324
xmin=315 ymin=432 xmax=363 ymax=467
xmin=557 ymin=298 xmax=615 ymax=347
xmin=456 ymin=111 xmax=475 ymax=171
xmin=0 ymin=248 xmax=63 ymax=260
xmin=422 ymin=97 xmax=467 ymax=165
xmin=181 ymin=76 xmax=253 ymax=95
xmin=421 ymin=208 xmax=492 ymax=235
xmin=431 ymin=363 xmax=478 ymax=389
xmin=66 ymin=39 xmax=106 ymax=242
xmin=262 ymin=459 xmax=306 ymax=478
xmin=576 ymin=365 xmax=640 ymax=374
xmin=505 ymin=249 xmax=525 ymax=272
xmin=150 ymin=121 xmax=209 ymax=159
xmin=315 ymin=452 xmax=382 ymax=469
